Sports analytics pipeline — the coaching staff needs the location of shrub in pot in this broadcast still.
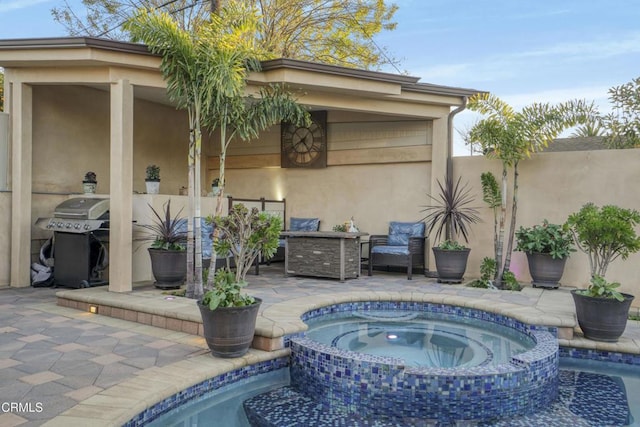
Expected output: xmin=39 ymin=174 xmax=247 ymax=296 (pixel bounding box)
xmin=198 ymin=204 xmax=281 ymax=358
xmin=83 ymin=171 xmax=97 ymax=194
xmin=137 ymin=200 xmax=187 ymax=289
xmin=568 ymin=203 xmax=640 ymax=342
xmin=515 ymin=220 xmax=575 ymax=289
xmin=421 ymin=176 xmax=480 ymax=283
xmin=145 ymin=164 xmax=160 ymax=194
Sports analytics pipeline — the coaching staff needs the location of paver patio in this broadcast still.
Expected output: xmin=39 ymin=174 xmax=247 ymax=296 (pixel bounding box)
xmin=1 ymin=263 xmax=639 ymax=426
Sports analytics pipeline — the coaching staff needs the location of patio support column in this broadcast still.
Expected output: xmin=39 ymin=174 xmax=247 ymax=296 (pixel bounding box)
xmin=109 ymin=79 xmax=134 ymax=292
xmin=427 ymin=116 xmax=449 ymax=272
xmin=10 ymin=82 xmax=32 ymax=288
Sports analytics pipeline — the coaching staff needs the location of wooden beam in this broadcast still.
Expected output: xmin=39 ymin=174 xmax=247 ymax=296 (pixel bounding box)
xmin=207 ymin=145 xmax=432 ymax=170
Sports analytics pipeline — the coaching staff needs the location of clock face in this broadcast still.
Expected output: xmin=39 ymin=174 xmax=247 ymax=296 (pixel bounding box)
xmin=281 ymin=111 xmax=327 ymax=168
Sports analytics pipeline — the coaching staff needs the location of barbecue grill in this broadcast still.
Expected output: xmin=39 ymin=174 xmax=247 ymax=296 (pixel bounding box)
xmin=36 ymin=198 xmax=109 ymax=288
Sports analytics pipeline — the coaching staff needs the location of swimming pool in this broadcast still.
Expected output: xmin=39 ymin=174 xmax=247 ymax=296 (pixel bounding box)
xmin=138 ymin=357 xmax=639 ymax=426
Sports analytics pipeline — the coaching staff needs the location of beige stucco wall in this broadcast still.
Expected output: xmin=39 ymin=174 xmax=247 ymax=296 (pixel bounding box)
xmin=31 ymin=85 xmax=197 ymax=195
xmin=453 ymin=149 xmax=640 ymax=303
xmin=222 ymin=162 xmax=432 ymax=237
xmin=0 ymin=192 xmax=10 ymax=284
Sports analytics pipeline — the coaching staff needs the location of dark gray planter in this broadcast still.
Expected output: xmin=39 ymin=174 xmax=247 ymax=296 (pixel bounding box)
xmin=432 ymin=247 xmax=470 ymax=284
xmin=526 ymin=252 xmax=567 ymax=289
xmin=198 ymin=298 xmax=262 ymax=358
xmin=571 ymin=290 xmax=634 ymax=342
xmin=148 ymin=248 xmax=186 ymax=289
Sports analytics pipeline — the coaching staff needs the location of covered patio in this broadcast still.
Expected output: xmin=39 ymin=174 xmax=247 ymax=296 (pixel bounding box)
xmin=0 ymin=37 xmax=478 ymax=293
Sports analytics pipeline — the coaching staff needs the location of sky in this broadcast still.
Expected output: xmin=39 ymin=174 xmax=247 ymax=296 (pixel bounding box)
xmin=1 ymin=0 xmax=639 ymax=155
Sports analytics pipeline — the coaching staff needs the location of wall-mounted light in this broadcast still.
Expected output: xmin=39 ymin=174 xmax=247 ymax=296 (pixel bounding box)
xmin=89 ymin=305 xmax=98 ymax=314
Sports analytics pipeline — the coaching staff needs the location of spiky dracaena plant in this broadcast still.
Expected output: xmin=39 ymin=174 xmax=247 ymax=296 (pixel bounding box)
xmin=421 ymin=176 xmax=481 ymax=246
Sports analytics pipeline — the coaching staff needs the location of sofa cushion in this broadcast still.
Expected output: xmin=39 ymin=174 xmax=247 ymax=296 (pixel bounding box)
xmin=388 ymin=221 xmax=425 ymax=246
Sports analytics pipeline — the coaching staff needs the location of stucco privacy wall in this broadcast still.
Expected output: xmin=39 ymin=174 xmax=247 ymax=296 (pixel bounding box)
xmin=453 ymin=149 xmax=640 ymax=304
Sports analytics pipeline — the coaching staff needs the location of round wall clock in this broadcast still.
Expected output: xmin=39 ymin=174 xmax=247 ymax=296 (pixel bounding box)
xmin=281 ymin=111 xmax=327 ymax=168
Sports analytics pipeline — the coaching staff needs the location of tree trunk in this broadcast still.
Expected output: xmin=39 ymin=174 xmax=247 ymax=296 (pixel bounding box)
xmin=494 ymin=166 xmax=508 ymax=288
xmin=185 ymin=109 xmax=196 ymax=299
xmin=503 ymin=161 xmax=519 ymax=275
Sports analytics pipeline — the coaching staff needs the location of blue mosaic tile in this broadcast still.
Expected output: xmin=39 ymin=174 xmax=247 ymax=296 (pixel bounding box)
xmin=127 ymin=300 xmax=639 ymax=426
xmin=123 ymin=357 xmax=289 ymax=427
xmin=290 ymin=301 xmax=560 ymax=423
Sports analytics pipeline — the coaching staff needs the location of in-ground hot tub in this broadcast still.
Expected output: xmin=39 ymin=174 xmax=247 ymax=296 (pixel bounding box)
xmin=289 ymin=301 xmax=559 ymax=424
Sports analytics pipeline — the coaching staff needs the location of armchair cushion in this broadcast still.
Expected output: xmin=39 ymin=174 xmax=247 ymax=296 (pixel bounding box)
xmin=371 ymin=245 xmax=411 ymax=256
xmin=289 ymin=217 xmax=320 ymax=232
xmin=387 ymin=221 xmax=425 ymax=246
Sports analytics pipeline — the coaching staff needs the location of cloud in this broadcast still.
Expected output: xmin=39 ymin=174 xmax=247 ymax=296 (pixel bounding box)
xmin=0 ymin=0 xmax=51 ymax=13
xmin=513 ymin=32 xmax=640 ymax=61
xmin=410 ymin=32 xmax=640 ymax=86
xmin=502 ymin=86 xmax=612 ymax=110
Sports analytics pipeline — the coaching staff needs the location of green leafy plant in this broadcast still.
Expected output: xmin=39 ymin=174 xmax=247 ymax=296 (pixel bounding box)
xmin=83 ymin=171 xmax=97 ymax=183
xmin=575 ymin=275 xmax=625 ymax=302
xmin=145 ymin=164 xmax=160 ymax=181
xmin=515 ymin=220 xmax=575 ymax=259
xmin=438 ymin=240 xmax=467 ymax=251
xmin=469 ymin=257 xmax=496 ymax=288
xmin=567 ymin=203 xmax=640 ymax=278
xmin=209 ymin=204 xmax=282 ymax=285
xmin=201 ymin=268 xmax=256 ymax=310
xmin=137 ymin=200 xmax=187 ymax=251
xmin=600 ymin=76 xmax=640 ymax=149
xmin=502 ymin=271 xmax=521 ymax=291
xmin=212 ymin=178 xmax=220 ymax=187
xmin=421 ymin=176 xmax=481 ymax=247
xmin=333 ymin=224 xmax=347 ymax=232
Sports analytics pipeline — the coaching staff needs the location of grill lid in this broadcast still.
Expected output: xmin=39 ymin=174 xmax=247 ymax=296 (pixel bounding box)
xmin=54 ymin=198 xmax=109 ymax=220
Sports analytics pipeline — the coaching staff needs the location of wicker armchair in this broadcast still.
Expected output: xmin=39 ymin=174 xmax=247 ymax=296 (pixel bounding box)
xmin=368 ymin=221 xmax=427 ymax=280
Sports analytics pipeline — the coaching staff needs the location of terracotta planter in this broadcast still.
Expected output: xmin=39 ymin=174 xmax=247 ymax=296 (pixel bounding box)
xmin=198 ymin=298 xmax=262 ymax=358
xmin=432 ymin=247 xmax=470 ymax=284
xmin=571 ymin=290 xmax=634 ymax=342
xmin=148 ymin=248 xmax=186 ymax=289
xmin=526 ymin=252 xmax=567 ymax=289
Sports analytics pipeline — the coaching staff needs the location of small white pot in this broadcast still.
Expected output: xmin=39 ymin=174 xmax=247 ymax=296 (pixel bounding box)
xmin=146 ymin=180 xmax=160 ymax=194
xmin=83 ymin=182 xmax=97 ymax=194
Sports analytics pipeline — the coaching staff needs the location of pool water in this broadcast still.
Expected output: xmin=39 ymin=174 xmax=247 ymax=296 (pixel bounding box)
xmin=304 ymin=310 xmax=536 ymax=367
xmin=145 ymin=358 xmax=639 ymax=426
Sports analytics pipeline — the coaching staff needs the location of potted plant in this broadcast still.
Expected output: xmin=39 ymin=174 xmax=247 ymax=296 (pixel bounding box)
xmin=83 ymin=171 xmax=97 ymax=194
xmin=137 ymin=199 xmax=187 ymax=289
xmin=515 ymin=219 xmax=575 ymax=289
xmin=567 ymin=203 xmax=640 ymax=342
xmin=421 ymin=176 xmax=481 ymax=283
xmin=211 ymin=178 xmax=220 ymax=196
xmin=198 ymin=204 xmax=281 ymax=358
xmin=145 ymin=164 xmax=160 ymax=194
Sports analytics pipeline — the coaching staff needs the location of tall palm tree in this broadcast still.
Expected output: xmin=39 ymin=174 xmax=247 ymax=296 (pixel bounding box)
xmin=125 ymin=3 xmax=308 ymax=299
xmin=468 ymin=94 xmax=595 ymax=287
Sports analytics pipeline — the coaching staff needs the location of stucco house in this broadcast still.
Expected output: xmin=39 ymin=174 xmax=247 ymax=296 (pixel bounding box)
xmin=0 ymin=36 xmax=481 ymax=292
